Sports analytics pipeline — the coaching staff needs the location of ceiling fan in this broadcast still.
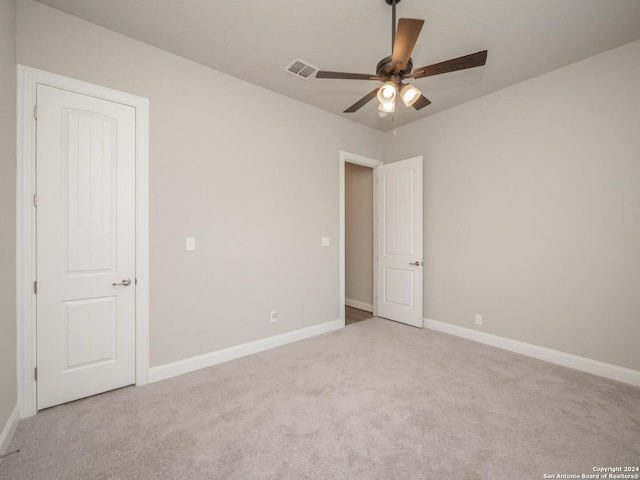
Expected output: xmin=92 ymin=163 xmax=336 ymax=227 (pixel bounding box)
xmin=316 ymin=0 xmax=488 ymax=115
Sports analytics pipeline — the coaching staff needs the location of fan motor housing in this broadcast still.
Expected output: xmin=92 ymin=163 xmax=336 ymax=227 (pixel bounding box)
xmin=376 ymin=55 xmax=413 ymax=77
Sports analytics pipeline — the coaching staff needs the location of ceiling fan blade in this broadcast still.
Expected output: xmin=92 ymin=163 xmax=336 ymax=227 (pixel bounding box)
xmin=412 ymin=94 xmax=431 ymax=111
xmin=391 ymin=18 xmax=425 ymax=74
xmin=344 ymin=89 xmax=380 ymax=113
xmin=316 ymin=71 xmax=381 ymax=81
xmin=411 ymin=50 xmax=488 ymax=79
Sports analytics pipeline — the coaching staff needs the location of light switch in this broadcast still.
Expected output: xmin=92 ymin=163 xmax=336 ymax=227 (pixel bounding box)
xmin=321 ymin=236 xmax=330 ymax=247
xmin=186 ymin=237 xmax=196 ymax=251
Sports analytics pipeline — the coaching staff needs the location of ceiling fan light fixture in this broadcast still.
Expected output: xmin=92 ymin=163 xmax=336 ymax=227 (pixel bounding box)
xmin=377 ymin=81 xmax=397 ymax=103
xmin=378 ymin=100 xmax=395 ymax=113
xmin=400 ymin=83 xmax=421 ymax=107
xmin=314 ymin=0 xmax=488 ymax=117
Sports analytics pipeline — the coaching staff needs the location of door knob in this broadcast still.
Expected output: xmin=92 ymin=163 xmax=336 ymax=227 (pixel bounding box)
xmin=409 ymin=261 xmax=423 ymax=266
xmin=112 ymin=278 xmax=132 ymax=286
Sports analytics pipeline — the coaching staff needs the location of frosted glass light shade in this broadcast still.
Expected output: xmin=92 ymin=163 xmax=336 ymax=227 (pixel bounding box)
xmin=400 ymin=84 xmax=421 ymax=107
xmin=378 ymin=100 xmax=395 ymax=113
xmin=377 ymin=81 xmax=397 ymax=104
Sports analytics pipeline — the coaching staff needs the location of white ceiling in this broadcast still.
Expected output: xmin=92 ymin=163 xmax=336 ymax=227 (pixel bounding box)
xmin=36 ymin=0 xmax=640 ymax=131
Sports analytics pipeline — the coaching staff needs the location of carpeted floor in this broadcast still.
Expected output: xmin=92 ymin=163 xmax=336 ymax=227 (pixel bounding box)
xmin=1 ymin=318 xmax=639 ymax=480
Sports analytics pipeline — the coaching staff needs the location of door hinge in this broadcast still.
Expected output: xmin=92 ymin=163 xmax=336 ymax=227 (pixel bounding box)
xmin=33 ymin=193 xmax=38 ymax=207
xmin=34 ymin=367 xmax=37 ymax=381
xmin=33 ymin=280 xmax=37 ymax=294
xmin=34 ymin=105 xmax=38 ymax=120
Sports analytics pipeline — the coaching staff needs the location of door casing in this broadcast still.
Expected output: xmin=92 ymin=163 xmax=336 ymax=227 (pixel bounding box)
xmin=339 ymin=151 xmax=424 ymax=327
xmin=17 ymin=66 xmax=150 ymax=418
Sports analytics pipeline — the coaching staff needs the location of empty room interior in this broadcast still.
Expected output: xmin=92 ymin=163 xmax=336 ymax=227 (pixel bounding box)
xmin=1 ymin=0 xmax=639 ymax=478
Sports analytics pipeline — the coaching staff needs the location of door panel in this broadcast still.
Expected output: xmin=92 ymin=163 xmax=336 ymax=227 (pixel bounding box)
xmin=64 ymin=297 xmax=117 ymax=369
xmin=376 ymin=157 xmax=423 ymax=327
xmin=36 ymin=84 xmax=136 ymax=410
xmin=383 ymin=168 xmax=415 ymax=255
xmin=383 ymin=268 xmax=415 ymax=307
xmin=65 ymin=111 xmax=117 ymax=273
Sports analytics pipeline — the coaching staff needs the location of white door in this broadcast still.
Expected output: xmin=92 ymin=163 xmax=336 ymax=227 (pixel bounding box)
xmin=376 ymin=157 xmax=423 ymax=327
xmin=36 ymin=84 xmax=136 ymax=410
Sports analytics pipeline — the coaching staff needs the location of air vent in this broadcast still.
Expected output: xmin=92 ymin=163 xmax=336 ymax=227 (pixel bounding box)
xmin=284 ymin=58 xmax=319 ymax=80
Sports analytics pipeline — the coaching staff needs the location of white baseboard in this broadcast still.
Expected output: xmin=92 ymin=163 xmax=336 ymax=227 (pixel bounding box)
xmin=345 ymin=299 xmax=373 ymax=312
xmin=149 ymin=318 xmax=343 ymax=384
xmin=424 ymin=318 xmax=640 ymax=387
xmin=0 ymin=404 xmax=19 ymax=457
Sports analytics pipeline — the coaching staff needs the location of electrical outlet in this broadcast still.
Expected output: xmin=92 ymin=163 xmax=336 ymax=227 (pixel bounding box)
xmin=475 ymin=314 xmax=483 ymax=326
xmin=270 ymin=311 xmax=278 ymax=323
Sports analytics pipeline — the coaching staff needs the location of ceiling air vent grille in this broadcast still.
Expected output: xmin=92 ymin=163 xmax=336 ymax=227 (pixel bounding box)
xmin=284 ymin=58 xmax=318 ymax=80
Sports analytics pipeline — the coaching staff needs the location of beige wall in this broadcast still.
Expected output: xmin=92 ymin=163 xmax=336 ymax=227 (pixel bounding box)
xmin=0 ymin=0 xmax=17 ymax=440
xmin=16 ymin=0 xmax=384 ymax=367
xmin=385 ymin=40 xmax=640 ymax=371
xmin=345 ymin=163 xmax=373 ymax=309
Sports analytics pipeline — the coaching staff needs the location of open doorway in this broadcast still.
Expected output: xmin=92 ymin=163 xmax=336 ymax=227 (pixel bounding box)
xmin=339 ymin=151 xmax=382 ymax=326
xmin=345 ymin=162 xmax=374 ymax=325
xmin=340 ymin=152 xmax=424 ymax=328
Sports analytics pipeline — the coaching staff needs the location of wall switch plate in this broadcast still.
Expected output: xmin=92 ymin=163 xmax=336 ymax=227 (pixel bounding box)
xmin=321 ymin=236 xmax=330 ymax=247
xmin=270 ymin=311 xmax=278 ymax=323
xmin=475 ymin=314 xmax=483 ymax=326
xmin=186 ymin=237 xmax=196 ymax=251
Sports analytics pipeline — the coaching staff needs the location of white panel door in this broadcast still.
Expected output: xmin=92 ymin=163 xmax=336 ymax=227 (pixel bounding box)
xmin=376 ymin=157 xmax=423 ymax=327
xmin=36 ymin=84 xmax=136 ymax=410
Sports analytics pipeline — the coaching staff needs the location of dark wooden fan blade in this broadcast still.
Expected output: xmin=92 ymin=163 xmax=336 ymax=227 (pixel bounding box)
xmin=344 ymin=89 xmax=380 ymax=113
xmin=391 ymin=18 xmax=425 ymax=74
xmin=316 ymin=71 xmax=381 ymax=81
xmin=411 ymin=50 xmax=488 ymax=79
xmin=412 ymin=94 xmax=431 ymax=111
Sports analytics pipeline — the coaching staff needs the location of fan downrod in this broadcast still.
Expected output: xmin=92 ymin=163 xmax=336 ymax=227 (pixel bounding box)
xmin=381 ymin=0 xmax=410 ymax=76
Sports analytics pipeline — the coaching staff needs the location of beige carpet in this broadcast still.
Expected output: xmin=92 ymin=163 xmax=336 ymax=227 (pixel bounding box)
xmin=1 ymin=318 xmax=639 ymax=479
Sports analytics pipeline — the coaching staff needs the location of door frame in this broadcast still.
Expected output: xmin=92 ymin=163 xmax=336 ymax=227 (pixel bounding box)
xmin=339 ymin=151 xmax=383 ymax=326
xmin=16 ymin=66 xmax=150 ymax=418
